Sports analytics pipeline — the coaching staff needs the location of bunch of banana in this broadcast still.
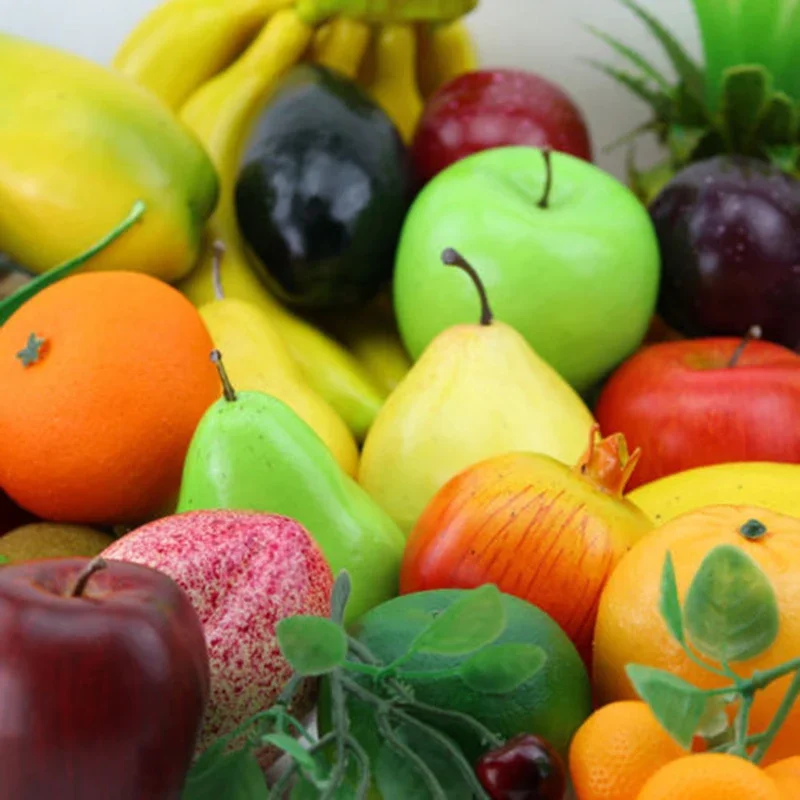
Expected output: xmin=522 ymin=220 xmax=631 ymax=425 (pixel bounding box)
xmin=114 ymin=0 xmax=478 ymax=439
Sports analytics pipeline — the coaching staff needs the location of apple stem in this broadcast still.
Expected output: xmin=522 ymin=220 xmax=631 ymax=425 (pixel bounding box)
xmin=70 ymin=557 xmax=107 ymax=598
xmin=441 ymin=248 xmax=493 ymax=326
xmin=538 ymin=148 xmax=554 ymax=210
xmin=211 ymin=240 xmax=227 ymax=301
xmin=727 ymin=325 xmax=763 ymax=368
xmin=210 ymin=350 xmax=237 ymax=402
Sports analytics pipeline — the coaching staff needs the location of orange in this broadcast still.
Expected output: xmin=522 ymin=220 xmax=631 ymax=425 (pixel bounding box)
xmin=0 ymin=272 xmax=219 ymax=525
xmin=765 ymin=756 xmax=800 ymax=798
xmin=636 ymin=753 xmax=783 ymax=799
xmin=569 ymin=700 xmax=685 ymax=800
xmin=593 ymin=505 xmax=800 ymax=764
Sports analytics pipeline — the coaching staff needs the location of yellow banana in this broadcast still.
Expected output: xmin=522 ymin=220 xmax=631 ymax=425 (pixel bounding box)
xmin=417 ymin=19 xmax=478 ymax=97
xmin=360 ymin=23 xmax=424 ymax=142
xmin=176 ymin=9 xmax=385 ymax=440
xmin=311 ymin=16 xmax=372 ymax=78
xmin=114 ymin=0 xmax=292 ymax=111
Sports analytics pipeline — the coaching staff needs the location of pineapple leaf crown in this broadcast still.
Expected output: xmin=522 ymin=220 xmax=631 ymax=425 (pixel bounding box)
xmin=589 ymin=0 xmax=800 ymax=186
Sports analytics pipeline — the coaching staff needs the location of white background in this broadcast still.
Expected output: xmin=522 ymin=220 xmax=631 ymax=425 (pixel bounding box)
xmin=0 ymin=0 xmax=699 ymax=179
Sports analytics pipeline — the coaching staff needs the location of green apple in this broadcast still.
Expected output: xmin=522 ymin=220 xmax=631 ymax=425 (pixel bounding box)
xmin=393 ymin=146 xmax=661 ymax=392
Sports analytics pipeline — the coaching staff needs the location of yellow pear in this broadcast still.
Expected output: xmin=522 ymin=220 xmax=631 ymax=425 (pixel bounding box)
xmin=358 ymin=249 xmax=596 ymax=533
xmin=199 ymin=245 xmax=359 ymax=476
xmin=0 ymin=523 xmax=114 ymax=564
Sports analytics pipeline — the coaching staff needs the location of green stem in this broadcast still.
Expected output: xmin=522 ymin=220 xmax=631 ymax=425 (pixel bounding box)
xmin=320 ymin=674 xmax=350 ymax=800
xmin=393 ymin=667 xmax=463 ymax=682
xmin=346 ymin=734 xmax=372 ymax=800
xmin=396 ymin=698 xmax=504 ymax=750
xmin=682 ymin=644 xmax=732 ymax=679
xmin=731 ymin=690 xmax=754 ymax=756
xmin=751 ymin=668 xmax=800 ymax=763
xmin=341 ymin=661 xmax=382 ymax=678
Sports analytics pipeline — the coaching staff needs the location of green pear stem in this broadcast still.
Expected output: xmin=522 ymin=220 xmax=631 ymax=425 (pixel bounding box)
xmin=538 ymin=148 xmax=554 ymax=209
xmin=211 ymin=240 xmax=227 ymax=301
xmin=210 ymin=349 xmax=237 ymax=402
xmin=70 ymin=557 xmax=107 ymax=598
xmin=727 ymin=325 xmax=762 ymax=368
xmin=441 ymin=248 xmax=493 ymax=326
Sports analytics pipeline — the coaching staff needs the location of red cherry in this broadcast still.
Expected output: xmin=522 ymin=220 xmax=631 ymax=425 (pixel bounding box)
xmin=476 ymin=734 xmax=567 ymax=800
xmin=412 ymin=69 xmax=592 ymax=185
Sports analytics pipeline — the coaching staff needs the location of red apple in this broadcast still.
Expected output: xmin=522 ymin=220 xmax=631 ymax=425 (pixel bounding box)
xmin=595 ymin=332 xmax=800 ymax=489
xmin=0 ymin=556 xmax=209 ymax=799
xmin=412 ymin=69 xmax=593 ymax=185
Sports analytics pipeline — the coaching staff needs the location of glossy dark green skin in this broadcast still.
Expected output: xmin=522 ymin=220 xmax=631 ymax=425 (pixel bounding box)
xmin=235 ymin=64 xmax=413 ymax=309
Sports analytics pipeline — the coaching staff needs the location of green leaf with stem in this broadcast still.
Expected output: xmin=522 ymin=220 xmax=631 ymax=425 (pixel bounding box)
xmin=721 ymin=66 xmax=771 ymax=152
xmin=404 ymin=584 xmax=506 ymax=659
xmin=277 ymin=616 xmax=348 ymax=676
xmin=182 ymin=747 xmax=268 ymax=800
xmin=586 ymin=60 xmax=672 ymax=116
xmin=0 ymin=200 xmax=146 ymax=326
xmin=752 ymin=668 xmax=800 ymax=763
xmin=683 ymin=545 xmax=779 ymax=664
xmin=330 ymin=571 xmax=352 ymax=626
xmin=459 ymin=644 xmax=547 ymax=694
xmin=659 ymin=552 xmax=685 ymax=646
xmin=626 ymin=664 xmax=706 ymax=749
xmin=259 ymin=734 xmax=319 ymax=779
xmin=584 ymin=24 xmax=672 ymax=90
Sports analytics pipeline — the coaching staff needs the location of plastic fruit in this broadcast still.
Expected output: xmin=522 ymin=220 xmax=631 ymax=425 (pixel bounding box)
xmin=360 ymin=248 xmax=596 ymax=534
xmin=636 ymin=753 xmax=783 ymax=800
xmin=401 ymin=426 xmax=652 ymax=661
xmin=568 ymin=701 xmax=685 ymax=800
xmin=0 ymin=524 xmax=114 ymax=564
xmin=764 ymin=756 xmax=800 ymax=797
xmin=0 ymin=556 xmax=209 ymax=800
xmin=0 ymin=32 xmax=217 ymax=282
xmin=235 ymin=64 xmax=412 ymax=309
xmin=393 ymin=146 xmax=661 ymax=392
xmin=0 ymin=272 xmax=219 ymax=526
xmin=627 ymin=462 xmax=800 ymax=526
xmin=476 ymin=734 xmax=567 ymax=800
xmin=595 ymin=333 xmax=800 ymax=489
xmin=413 ymin=68 xmax=593 ymax=185
xmin=651 ymin=156 xmax=800 ymax=350
xmin=594 ymin=505 xmax=800 ymax=764
xmin=176 ymin=355 xmax=404 ymax=622
xmin=102 ymin=510 xmax=332 ymax=767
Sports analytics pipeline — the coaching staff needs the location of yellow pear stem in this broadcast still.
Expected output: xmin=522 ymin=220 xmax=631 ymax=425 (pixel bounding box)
xmin=538 ymin=148 xmax=553 ymax=210
xmin=211 ymin=349 xmax=237 ymax=402
xmin=441 ymin=248 xmax=493 ymax=326
xmin=211 ymin=240 xmax=227 ymax=301
xmin=727 ymin=325 xmax=762 ymax=368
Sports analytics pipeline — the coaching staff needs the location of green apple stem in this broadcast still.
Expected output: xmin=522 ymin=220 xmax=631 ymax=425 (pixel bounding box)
xmin=538 ymin=148 xmax=554 ymax=210
xmin=70 ymin=557 xmax=108 ymax=598
xmin=727 ymin=325 xmax=762 ymax=368
xmin=211 ymin=240 xmax=227 ymax=301
xmin=441 ymin=248 xmax=493 ymax=326
xmin=210 ymin=349 xmax=237 ymax=402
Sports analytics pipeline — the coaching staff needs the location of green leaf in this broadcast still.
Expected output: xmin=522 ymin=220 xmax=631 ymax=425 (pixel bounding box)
xmin=659 ymin=552 xmax=685 ymax=645
xmin=407 ymin=584 xmax=506 ymax=657
xmin=721 ymin=66 xmax=771 ymax=152
xmin=277 ymin=616 xmax=348 ymax=676
xmin=587 ymin=60 xmax=672 ymax=117
xmin=618 ymin=0 xmax=704 ymax=97
xmin=0 ymin=555 xmax=9 ymax=566
xmin=756 ymin=92 xmax=798 ymax=144
xmin=259 ymin=734 xmax=319 ymax=778
xmin=460 ymin=644 xmax=547 ymax=694
xmin=684 ymin=544 xmax=780 ymax=664
xmin=673 ymin=82 xmax=711 ymax=126
xmin=695 ymin=694 xmax=734 ymax=740
xmin=667 ymin=125 xmax=708 ymax=164
xmin=330 ymin=571 xmax=352 ymax=625
xmin=626 ymin=664 xmax=706 ymax=749
xmin=585 ymin=25 xmax=672 ymax=89
xmin=765 ymin=144 xmax=800 ymax=173
xmin=0 ymin=201 xmax=145 ymax=327
xmin=182 ymin=747 xmax=268 ymax=800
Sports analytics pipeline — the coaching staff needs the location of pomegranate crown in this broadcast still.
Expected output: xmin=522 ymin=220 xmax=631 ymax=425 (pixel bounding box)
xmin=572 ymin=424 xmax=641 ymax=497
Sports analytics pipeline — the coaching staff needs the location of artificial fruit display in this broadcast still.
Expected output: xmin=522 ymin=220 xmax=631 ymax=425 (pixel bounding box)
xmin=650 ymin=157 xmax=799 ymax=349
xmin=360 ymin=249 xmax=596 ymax=534
xmin=235 ymin=64 xmax=413 ymax=309
xmin=103 ymin=510 xmax=333 ymax=766
xmin=595 ymin=331 xmax=800 ymax=489
xmin=0 ymin=556 xmax=209 ymax=799
xmin=401 ymin=426 xmax=653 ymax=662
xmin=176 ymin=353 xmax=405 ymax=621
xmin=0 ymin=524 xmax=114 ymax=564
xmin=412 ymin=68 xmax=593 ymax=185
xmin=0 ymin=33 xmax=218 ymax=282
xmin=393 ymin=147 xmax=661 ymax=393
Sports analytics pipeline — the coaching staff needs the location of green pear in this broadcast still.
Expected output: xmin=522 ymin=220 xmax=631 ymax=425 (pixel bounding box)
xmin=0 ymin=523 xmax=114 ymax=564
xmin=358 ymin=249 xmax=597 ymax=534
xmin=176 ymin=354 xmax=405 ymax=622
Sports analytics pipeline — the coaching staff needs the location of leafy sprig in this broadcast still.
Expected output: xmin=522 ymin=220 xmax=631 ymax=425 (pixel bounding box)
xmin=183 ymin=575 xmax=546 ymax=799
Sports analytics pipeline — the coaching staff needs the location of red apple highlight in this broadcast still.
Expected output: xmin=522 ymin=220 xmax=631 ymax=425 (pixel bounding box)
xmin=0 ymin=556 xmax=209 ymax=800
xmin=595 ymin=332 xmax=800 ymax=489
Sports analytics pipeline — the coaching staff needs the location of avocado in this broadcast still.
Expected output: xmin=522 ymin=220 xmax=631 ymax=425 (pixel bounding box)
xmin=235 ymin=64 xmax=413 ymax=309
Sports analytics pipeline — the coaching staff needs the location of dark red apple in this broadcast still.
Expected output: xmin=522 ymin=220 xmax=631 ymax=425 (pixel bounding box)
xmin=412 ymin=69 xmax=593 ymax=185
xmin=0 ymin=557 xmax=210 ymax=799
xmin=0 ymin=489 xmax=35 ymax=536
xmin=595 ymin=331 xmax=800 ymax=489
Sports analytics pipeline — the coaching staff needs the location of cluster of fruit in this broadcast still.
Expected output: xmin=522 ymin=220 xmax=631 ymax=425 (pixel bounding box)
xmin=0 ymin=0 xmax=798 ymax=797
